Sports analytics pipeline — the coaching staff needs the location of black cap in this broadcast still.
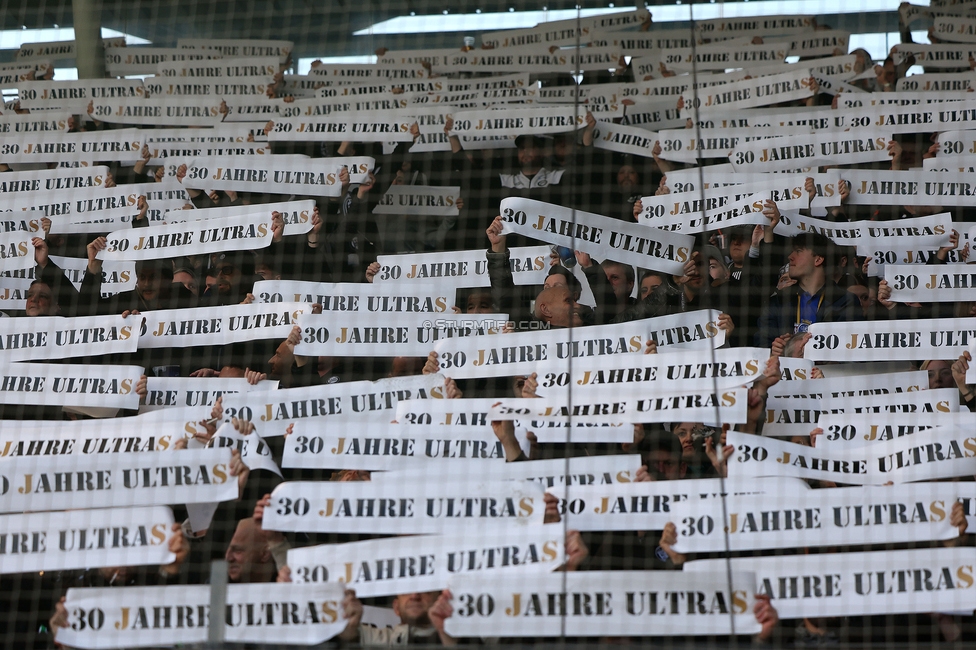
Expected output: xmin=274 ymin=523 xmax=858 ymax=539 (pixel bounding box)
xmin=214 ymin=251 xmax=256 ymax=277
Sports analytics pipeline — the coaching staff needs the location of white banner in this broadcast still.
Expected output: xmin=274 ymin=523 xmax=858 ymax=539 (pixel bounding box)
xmin=787 ymin=30 xmax=850 ymax=58
xmin=488 ymin=387 xmax=748 ymax=424
xmin=885 ymin=264 xmax=976 ymax=302
xmin=372 ymin=185 xmax=460 ymax=216
xmin=686 ymin=548 xmax=976 ymax=619
xmin=806 ymin=318 xmax=976 ymax=362
xmin=178 ymin=155 xmax=374 ymax=197
xmin=766 ymin=388 xmax=959 ymax=438
xmin=661 ymin=43 xmax=789 ymax=72
xmin=0 ymin=165 xmax=109 ymax=197
xmin=522 ymin=420 xmax=635 ymax=444
xmin=155 ymin=57 xmax=278 ymax=78
xmin=845 ymin=169 xmax=976 ymax=206
xmin=164 ymin=199 xmax=312 ymax=236
xmin=816 ymin=413 xmax=947 ymax=449
xmin=536 ymin=347 xmax=769 ymax=395
xmin=449 ymin=106 xmax=584 ymax=137
xmin=177 ymin=38 xmax=292 ymax=63
xmin=0 ymin=314 xmax=140 ymax=361
xmin=695 ymin=15 xmax=816 ymax=39
xmin=0 ymin=276 xmax=32 ymax=310
xmin=934 ymin=15 xmax=976 ymax=42
xmin=288 ymin=527 xmax=564 ymax=598
xmin=17 ymin=37 xmax=125 ymax=62
xmin=105 ymin=47 xmax=221 ymax=76
xmin=252 ymin=279 xmax=455 ymax=313
xmin=499 ymin=197 xmax=693 ymax=274
xmin=97 ymin=211 xmax=273 ymax=261
xmin=444 ymin=571 xmax=761 ymax=637
xmin=892 ymin=43 xmax=976 ymax=68
xmin=0 ymin=231 xmax=36 ymax=273
xmin=436 ymin=46 xmax=622 ymax=74
xmin=640 ymin=192 xmax=769 ymax=234
xmin=282 ymin=423 xmax=507 ymax=471
xmin=552 ymin=477 xmax=810 ymax=532
xmin=0 ymin=113 xmax=69 ymax=136
xmin=767 ymin=370 xmax=927 ymax=400
xmin=17 ymin=79 xmax=145 ymax=110
xmin=88 ymin=96 xmax=225 ymax=127
xmin=670 ymin=483 xmax=963 ymax=553
xmin=779 ymin=357 xmax=815 ymax=381
xmin=138 ymin=302 xmax=307 ymax=349
xmin=294 ymin=312 xmax=507 ymax=357
xmin=141 ymin=376 xmax=277 ymax=412
xmin=776 ymin=212 xmax=952 ymax=247
xmin=728 ymin=429 xmax=976 ymax=484
xmin=374 ymin=455 xmax=642 ymax=488
xmin=372 ymin=246 xmax=550 ymax=288
xmin=58 ymin=582 xmax=345 ymax=649
xmin=680 ymin=69 xmax=815 ymax=112
xmin=590 ymin=121 xmax=657 ymax=157
xmin=0 ymin=361 xmax=143 ymax=408
xmin=393 ymin=396 xmax=505 ymax=427
xmin=431 ymin=311 xmax=725 ymax=380
xmin=267 ymin=110 xmax=417 ymax=142
xmin=729 ymin=131 xmax=891 ymax=171
xmin=0 ymin=448 xmax=236 ymax=513
xmin=898 ymin=71 xmax=976 ymax=92
xmin=308 ymin=63 xmax=427 ymax=80
xmin=0 ymin=414 xmax=205 ymax=458
xmin=0 ymin=128 xmax=145 ymax=164
xmin=0 ymin=506 xmax=174 ymax=575
xmin=480 ymin=9 xmax=648 ymax=49
xmin=0 ymin=185 xmax=146 ymax=235
xmin=50 ymin=256 xmax=132 ymax=298
xmin=263 ymin=478 xmax=545 ymax=534
xmin=206 ymin=422 xmax=281 ymax=477
xmin=220 ymin=373 xmax=445 ymax=437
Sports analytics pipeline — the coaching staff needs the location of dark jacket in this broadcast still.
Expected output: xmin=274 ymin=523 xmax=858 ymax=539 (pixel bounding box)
xmin=756 ymin=281 xmax=862 ymax=348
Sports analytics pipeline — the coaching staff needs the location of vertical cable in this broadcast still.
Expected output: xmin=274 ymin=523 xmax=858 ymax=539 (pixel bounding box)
xmin=559 ymin=5 xmax=584 ymax=638
xmin=686 ymin=1 xmax=738 ymax=638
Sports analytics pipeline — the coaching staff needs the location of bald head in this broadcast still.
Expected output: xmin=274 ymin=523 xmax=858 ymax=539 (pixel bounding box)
xmin=535 ymin=286 xmax=582 ymax=328
xmin=225 ymin=517 xmax=275 ymax=583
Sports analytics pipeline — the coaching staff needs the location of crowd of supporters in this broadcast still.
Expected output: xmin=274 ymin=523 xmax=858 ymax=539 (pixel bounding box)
xmin=1 ymin=7 xmax=975 ymax=648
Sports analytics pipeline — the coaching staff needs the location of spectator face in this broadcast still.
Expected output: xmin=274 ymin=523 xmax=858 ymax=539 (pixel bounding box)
xmin=645 ymin=449 xmax=681 ymax=480
xmin=847 ymin=285 xmax=874 ymax=315
xmin=538 ymin=286 xmax=582 ymax=327
xmin=925 ymin=360 xmax=954 ymax=389
xmin=544 ymin=274 xmax=568 ymax=291
xmin=255 ymin=263 xmax=278 ymax=281
xmin=216 ymin=262 xmax=243 ymax=294
xmin=708 ymin=258 xmax=728 ymax=285
xmin=616 ymin=165 xmax=638 ymax=191
xmin=173 ymin=270 xmax=198 ymax=295
xmin=136 ymin=269 xmax=164 ymax=303
xmin=640 ymin=275 xmax=663 ymax=299
xmin=393 ymin=591 xmax=440 ymax=626
xmin=465 ymin=292 xmax=494 ymax=313
xmin=224 ymin=518 xmax=272 ymax=583
xmin=391 ymin=356 xmax=425 ymax=376
xmin=517 ymin=142 xmax=544 ymax=170
xmin=672 ymin=422 xmax=697 ymax=458
xmin=26 ymin=282 xmax=58 ymax=316
xmin=728 ymin=238 xmax=749 ymax=266
xmin=603 ymin=263 xmax=634 ymax=300
xmin=787 ymin=246 xmax=820 ymax=282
